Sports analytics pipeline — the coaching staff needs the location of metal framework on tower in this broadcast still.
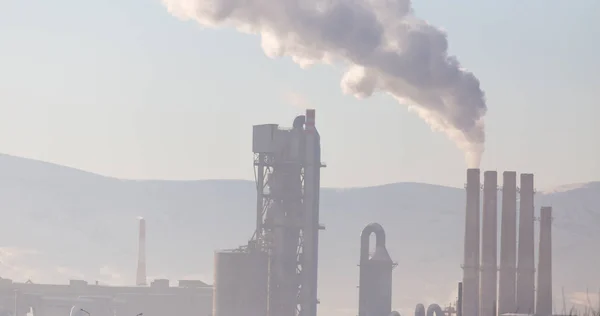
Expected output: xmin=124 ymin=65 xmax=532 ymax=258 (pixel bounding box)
xmin=252 ymin=110 xmax=325 ymax=316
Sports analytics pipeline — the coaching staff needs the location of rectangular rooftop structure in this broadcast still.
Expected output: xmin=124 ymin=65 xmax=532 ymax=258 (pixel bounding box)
xmin=252 ymin=124 xmax=279 ymax=153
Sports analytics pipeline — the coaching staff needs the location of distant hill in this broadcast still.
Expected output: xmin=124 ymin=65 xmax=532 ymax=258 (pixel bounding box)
xmin=0 ymin=153 xmax=599 ymax=316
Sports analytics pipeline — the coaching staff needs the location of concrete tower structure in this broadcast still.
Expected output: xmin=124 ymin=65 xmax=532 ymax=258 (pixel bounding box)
xmin=136 ymin=217 xmax=147 ymax=286
xmin=516 ymin=174 xmax=535 ymax=314
xmin=480 ymin=171 xmax=498 ymax=316
xmin=461 ymin=168 xmax=480 ymax=316
xmin=536 ymin=206 xmax=553 ymax=316
xmin=498 ymin=171 xmax=517 ymax=315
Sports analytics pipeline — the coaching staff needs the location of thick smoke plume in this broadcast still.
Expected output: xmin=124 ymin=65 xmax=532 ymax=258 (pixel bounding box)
xmin=162 ymin=0 xmax=487 ymax=167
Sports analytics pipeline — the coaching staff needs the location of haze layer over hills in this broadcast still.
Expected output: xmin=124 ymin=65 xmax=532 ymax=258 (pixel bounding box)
xmin=0 ymin=153 xmax=598 ymax=315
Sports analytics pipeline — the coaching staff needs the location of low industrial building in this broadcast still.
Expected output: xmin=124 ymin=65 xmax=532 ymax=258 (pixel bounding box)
xmin=0 ymin=278 xmax=212 ymax=316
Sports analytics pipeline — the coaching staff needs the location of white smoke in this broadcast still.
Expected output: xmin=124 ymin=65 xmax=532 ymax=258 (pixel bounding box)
xmin=162 ymin=0 xmax=487 ymax=167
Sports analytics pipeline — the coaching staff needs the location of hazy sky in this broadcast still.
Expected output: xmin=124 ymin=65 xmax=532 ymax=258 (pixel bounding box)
xmin=0 ymin=0 xmax=598 ymax=189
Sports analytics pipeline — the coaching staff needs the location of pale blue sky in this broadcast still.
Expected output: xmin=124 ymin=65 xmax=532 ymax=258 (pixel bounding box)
xmin=0 ymin=0 xmax=598 ymax=189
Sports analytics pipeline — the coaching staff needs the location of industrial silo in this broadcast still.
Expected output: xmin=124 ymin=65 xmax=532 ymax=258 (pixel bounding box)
xmin=213 ymin=249 xmax=268 ymax=316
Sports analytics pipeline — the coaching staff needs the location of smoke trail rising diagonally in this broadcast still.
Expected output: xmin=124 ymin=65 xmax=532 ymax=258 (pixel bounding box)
xmin=162 ymin=0 xmax=487 ymax=167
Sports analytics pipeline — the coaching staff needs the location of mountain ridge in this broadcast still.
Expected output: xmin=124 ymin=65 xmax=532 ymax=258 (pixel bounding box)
xmin=6 ymin=152 xmax=597 ymax=192
xmin=0 ymin=153 xmax=599 ymax=315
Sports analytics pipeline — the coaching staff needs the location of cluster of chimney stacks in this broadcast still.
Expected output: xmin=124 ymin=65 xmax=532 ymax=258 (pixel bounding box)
xmin=461 ymin=169 xmax=553 ymax=316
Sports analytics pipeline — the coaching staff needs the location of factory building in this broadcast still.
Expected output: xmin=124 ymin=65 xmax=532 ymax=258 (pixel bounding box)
xmin=461 ymin=170 xmax=554 ymax=316
xmin=0 ymin=110 xmax=558 ymax=316
xmin=0 ymin=278 xmax=212 ymax=316
xmin=0 ymin=211 xmax=212 ymax=316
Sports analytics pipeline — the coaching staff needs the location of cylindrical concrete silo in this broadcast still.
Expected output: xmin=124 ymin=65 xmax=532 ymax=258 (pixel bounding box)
xmin=213 ymin=249 xmax=268 ymax=316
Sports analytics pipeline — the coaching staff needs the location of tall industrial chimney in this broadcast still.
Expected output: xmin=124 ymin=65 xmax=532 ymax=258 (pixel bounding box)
xmin=516 ymin=174 xmax=535 ymax=314
xmin=480 ymin=171 xmax=498 ymax=316
xmin=136 ymin=217 xmax=147 ymax=286
xmin=461 ymin=169 xmax=480 ymax=316
xmin=498 ymin=171 xmax=517 ymax=315
xmin=536 ymin=206 xmax=553 ymax=316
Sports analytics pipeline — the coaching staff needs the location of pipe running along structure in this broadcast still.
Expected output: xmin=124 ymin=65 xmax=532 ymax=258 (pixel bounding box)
xmin=426 ymin=304 xmax=444 ymax=316
xmin=414 ymin=303 xmax=444 ymax=316
xmin=415 ymin=304 xmax=425 ymax=316
xmin=358 ymin=223 xmax=396 ymax=316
